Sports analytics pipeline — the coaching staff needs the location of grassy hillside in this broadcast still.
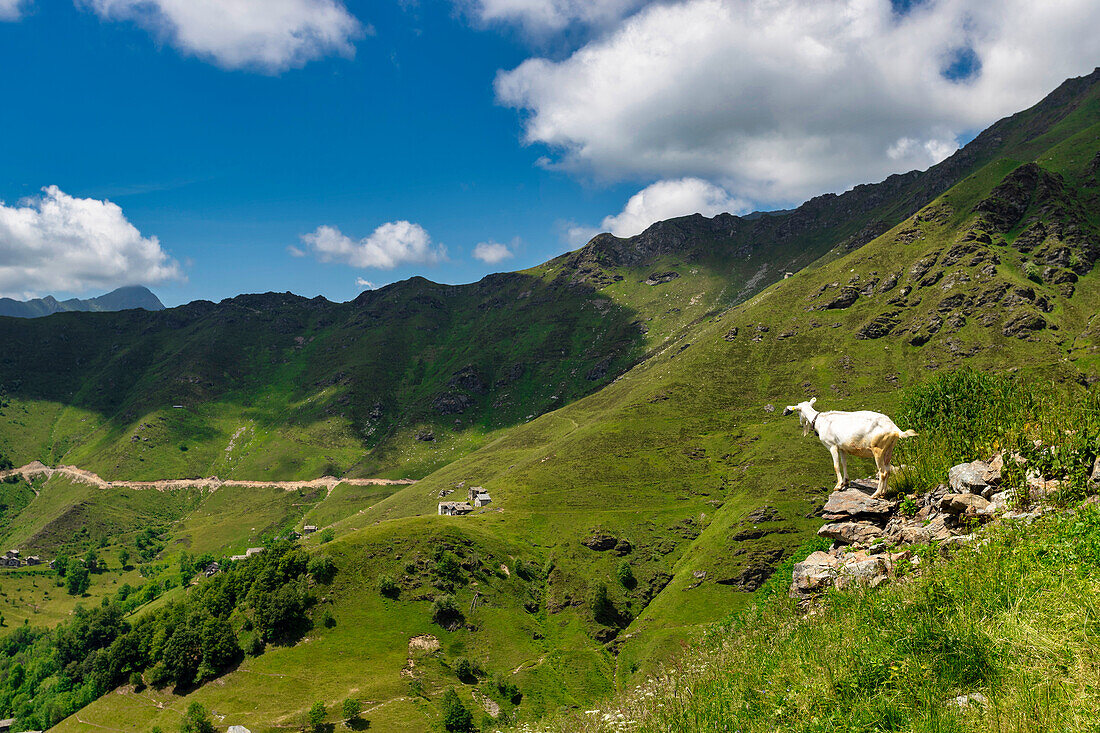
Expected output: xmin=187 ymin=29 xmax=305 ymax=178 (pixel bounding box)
xmin=4 ymin=73 xmax=1095 ymax=485
xmin=2 ymin=69 xmax=1098 ymax=732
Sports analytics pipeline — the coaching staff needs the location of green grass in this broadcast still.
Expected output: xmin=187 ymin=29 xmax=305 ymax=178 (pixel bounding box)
xmin=525 ymin=502 xmax=1100 ymax=733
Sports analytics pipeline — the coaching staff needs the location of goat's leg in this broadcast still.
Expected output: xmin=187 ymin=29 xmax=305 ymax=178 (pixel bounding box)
xmin=871 ymin=447 xmax=888 ymax=498
xmin=839 ymin=451 xmax=849 ymax=487
xmin=829 ymin=446 xmax=845 ymax=491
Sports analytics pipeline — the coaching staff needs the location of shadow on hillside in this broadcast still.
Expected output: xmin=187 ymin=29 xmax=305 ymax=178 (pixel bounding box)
xmin=0 ymin=270 xmax=646 ymax=477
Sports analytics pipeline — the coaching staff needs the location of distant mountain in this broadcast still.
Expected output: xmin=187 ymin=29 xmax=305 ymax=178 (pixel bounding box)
xmin=0 ymin=285 xmax=165 ymax=318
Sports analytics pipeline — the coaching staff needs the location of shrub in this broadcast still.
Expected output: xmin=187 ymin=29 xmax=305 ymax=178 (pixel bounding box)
xmin=589 ymin=582 xmax=616 ymax=626
xmin=454 ymin=657 xmax=478 ymax=683
xmin=342 ymin=696 xmax=361 ymax=721
xmin=307 ymin=701 xmax=326 ymax=732
xmin=378 ymin=574 xmax=399 ymax=598
xmin=440 ymin=688 xmax=474 ymax=732
xmin=431 ymin=594 xmax=463 ymax=630
xmin=179 ymin=702 xmax=215 ymax=733
xmin=319 ymin=528 xmax=335 ymax=544
xmin=308 ymin=555 xmax=337 ymax=584
xmin=616 ymin=560 xmax=636 ymax=589
xmin=434 ymin=551 xmax=463 ymax=584
xmin=493 ymin=675 xmax=522 ymax=704
xmin=320 ymin=609 xmax=336 ymax=628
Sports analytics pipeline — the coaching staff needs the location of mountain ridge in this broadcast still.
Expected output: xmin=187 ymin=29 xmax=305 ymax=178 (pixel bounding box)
xmin=0 ymin=285 xmax=165 ymax=318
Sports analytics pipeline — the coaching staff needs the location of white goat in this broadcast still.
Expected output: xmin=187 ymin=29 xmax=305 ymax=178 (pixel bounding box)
xmin=783 ymin=397 xmax=917 ymax=498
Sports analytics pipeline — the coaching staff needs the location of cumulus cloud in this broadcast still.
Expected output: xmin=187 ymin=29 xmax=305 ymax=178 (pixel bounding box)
xmin=0 ymin=186 xmax=183 ymax=298
xmin=84 ymin=0 xmax=365 ymax=72
xmin=496 ymin=0 xmax=1100 ymax=205
xmin=472 ymin=240 xmax=515 ymax=264
xmin=567 ymin=177 xmax=748 ymax=245
xmin=460 ymin=0 xmax=648 ymax=34
xmin=355 ymin=277 xmax=376 ymax=289
xmin=299 ymin=221 xmax=445 ymax=269
xmin=0 ymin=0 xmax=24 ymax=21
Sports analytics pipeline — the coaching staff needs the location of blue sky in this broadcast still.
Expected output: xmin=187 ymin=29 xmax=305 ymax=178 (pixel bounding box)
xmin=0 ymin=0 xmax=1097 ymax=306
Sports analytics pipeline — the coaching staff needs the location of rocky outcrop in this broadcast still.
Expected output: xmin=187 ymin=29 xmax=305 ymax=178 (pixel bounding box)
xmin=791 ymin=454 xmax=1052 ymax=600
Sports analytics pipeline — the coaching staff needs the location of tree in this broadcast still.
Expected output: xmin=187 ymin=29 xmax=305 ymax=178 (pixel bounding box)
xmin=66 ymin=561 xmax=91 ymax=596
xmin=308 ymin=555 xmax=337 ymax=584
xmin=179 ymin=702 xmax=215 ymax=733
xmin=440 ymin=688 xmax=473 ymax=732
xmin=308 ymin=700 xmax=326 ymax=732
xmin=319 ymin=528 xmax=335 ymax=544
xmin=83 ymin=548 xmax=100 ymax=573
xmin=163 ymin=625 xmax=203 ymax=686
xmin=119 ymin=547 xmax=131 ymax=569
xmin=616 ymin=560 xmax=636 ymax=589
xmin=342 ymin=697 xmax=361 ymax=722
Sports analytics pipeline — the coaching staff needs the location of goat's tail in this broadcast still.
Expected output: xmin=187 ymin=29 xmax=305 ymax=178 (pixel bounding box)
xmin=898 ymin=429 xmax=918 ymax=439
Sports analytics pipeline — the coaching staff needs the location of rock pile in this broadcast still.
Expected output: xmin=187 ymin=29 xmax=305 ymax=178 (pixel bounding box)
xmin=791 ymin=454 xmax=1053 ymax=600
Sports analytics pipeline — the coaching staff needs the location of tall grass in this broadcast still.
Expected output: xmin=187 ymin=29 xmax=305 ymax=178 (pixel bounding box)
xmin=516 ymin=504 xmax=1100 ymax=733
xmin=895 ymin=369 xmax=1100 ymax=502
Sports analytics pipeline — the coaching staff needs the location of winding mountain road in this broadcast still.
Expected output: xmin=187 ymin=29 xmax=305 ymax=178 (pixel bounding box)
xmin=0 ymin=461 xmax=415 ymax=493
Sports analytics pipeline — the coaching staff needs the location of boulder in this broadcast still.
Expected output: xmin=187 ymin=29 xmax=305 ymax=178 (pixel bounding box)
xmin=886 ymin=515 xmax=952 ymax=544
xmin=835 ymin=554 xmax=889 ymax=590
xmin=940 ymin=493 xmax=992 ymax=515
xmin=613 ymin=538 xmax=633 ymax=556
xmin=1090 ymin=455 xmax=1100 ymax=486
xmin=818 ymin=521 xmax=884 ymax=545
xmin=582 ymin=533 xmax=618 ymax=551
xmin=790 ymin=551 xmax=840 ymax=599
xmin=949 ymin=461 xmax=990 ymax=494
xmin=822 ymin=489 xmax=896 ymax=520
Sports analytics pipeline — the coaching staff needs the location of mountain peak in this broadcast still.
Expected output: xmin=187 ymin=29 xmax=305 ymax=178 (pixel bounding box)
xmin=0 ymin=285 xmax=165 ymax=319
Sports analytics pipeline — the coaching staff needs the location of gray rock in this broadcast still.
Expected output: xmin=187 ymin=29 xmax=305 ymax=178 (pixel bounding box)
xmin=790 ymin=551 xmax=840 ymax=598
xmin=949 ymin=461 xmax=990 ymax=494
xmin=947 ymin=692 xmax=988 ymax=709
xmin=835 ymin=555 xmax=889 ymax=590
xmin=940 ymin=492 xmax=991 ymax=515
xmin=818 ymin=521 xmax=884 ymax=545
xmin=822 ymin=489 xmax=896 ymax=519
xmin=1090 ymin=455 xmax=1100 ymax=486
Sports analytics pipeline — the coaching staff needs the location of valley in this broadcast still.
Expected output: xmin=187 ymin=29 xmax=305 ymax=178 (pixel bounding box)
xmin=0 ymin=67 xmax=1097 ymax=732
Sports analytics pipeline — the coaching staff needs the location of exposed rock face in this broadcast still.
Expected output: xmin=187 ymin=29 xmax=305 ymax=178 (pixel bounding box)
xmin=644 ymin=271 xmax=680 ymax=285
xmin=582 ymin=533 xmax=619 ymax=551
xmin=940 ymin=493 xmax=992 ymax=515
xmin=823 ymin=287 xmax=860 ymax=310
xmin=791 ymin=551 xmax=841 ymax=598
xmin=948 ymin=461 xmax=991 ymax=494
xmin=822 ymin=489 xmax=896 ymax=520
xmin=433 ymin=392 xmax=473 ymax=415
xmin=818 ymin=521 xmax=884 ymax=545
xmin=744 ymin=505 xmax=781 ymax=523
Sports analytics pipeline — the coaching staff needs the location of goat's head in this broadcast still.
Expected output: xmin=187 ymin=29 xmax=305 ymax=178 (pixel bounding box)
xmin=783 ymin=397 xmax=817 ymax=435
xmin=782 ymin=396 xmax=816 ymax=416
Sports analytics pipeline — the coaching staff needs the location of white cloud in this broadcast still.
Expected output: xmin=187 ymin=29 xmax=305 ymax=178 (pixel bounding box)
xmin=472 ymin=240 xmax=515 ymax=264
xmin=355 ymin=277 xmax=376 ymax=289
xmin=0 ymin=0 xmax=24 ymax=21
xmin=496 ymin=0 xmax=1100 ymax=205
xmin=603 ymin=178 xmax=748 ymax=237
xmin=84 ymin=0 xmax=364 ymax=72
xmin=567 ymin=177 xmax=748 ymax=245
xmin=299 ymin=221 xmax=445 ymax=269
xmin=460 ymin=0 xmax=649 ymax=34
xmin=0 ymin=185 xmax=183 ymax=298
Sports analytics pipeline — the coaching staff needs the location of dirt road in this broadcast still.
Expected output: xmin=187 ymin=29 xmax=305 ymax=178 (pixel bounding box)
xmin=0 ymin=461 xmax=416 ymax=493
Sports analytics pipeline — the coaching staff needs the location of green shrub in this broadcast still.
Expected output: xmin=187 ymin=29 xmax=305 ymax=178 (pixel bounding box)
xmin=378 ymin=574 xmax=399 ymax=598
xmin=179 ymin=702 xmax=214 ymax=733
xmin=308 ymin=555 xmax=337 ymax=584
xmin=307 ymin=701 xmax=326 ymax=732
xmin=431 ymin=594 xmax=463 ymax=629
xmin=616 ymin=560 xmax=636 ymax=589
xmin=440 ymin=688 xmax=474 ymax=732
xmin=342 ymin=696 xmax=361 ymax=722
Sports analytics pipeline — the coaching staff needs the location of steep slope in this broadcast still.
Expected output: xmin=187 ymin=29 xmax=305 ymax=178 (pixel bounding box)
xmin=40 ymin=70 xmax=1100 ymax=732
xmin=0 ymin=285 xmax=165 ymax=318
xmin=3 ymin=73 xmax=1096 ymax=485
